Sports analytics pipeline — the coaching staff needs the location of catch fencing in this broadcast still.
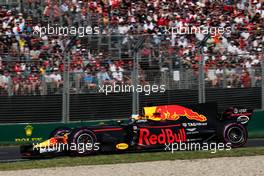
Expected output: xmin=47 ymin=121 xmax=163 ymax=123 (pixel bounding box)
xmin=0 ymin=34 xmax=263 ymax=123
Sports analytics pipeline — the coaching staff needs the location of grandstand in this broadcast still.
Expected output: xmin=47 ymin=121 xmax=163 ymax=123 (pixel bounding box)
xmin=0 ymin=0 xmax=263 ymax=122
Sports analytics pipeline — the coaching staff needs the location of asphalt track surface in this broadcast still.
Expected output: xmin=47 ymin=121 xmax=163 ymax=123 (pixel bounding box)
xmin=0 ymin=139 xmax=264 ymax=163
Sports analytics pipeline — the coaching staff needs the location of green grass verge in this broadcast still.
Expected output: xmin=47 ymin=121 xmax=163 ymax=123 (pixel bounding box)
xmin=248 ymin=133 xmax=264 ymax=138
xmin=0 ymin=147 xmax=264 ymax=171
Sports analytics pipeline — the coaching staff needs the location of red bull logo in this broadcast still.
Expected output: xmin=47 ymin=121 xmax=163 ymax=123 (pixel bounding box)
xmin=144 ymin=105 xmax=207 ymax=122
xmin=138 ymin=128 xmax=186 ymax=145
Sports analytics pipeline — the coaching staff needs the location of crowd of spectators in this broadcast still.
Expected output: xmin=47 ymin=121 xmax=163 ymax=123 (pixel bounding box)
xmin=0 ymin=0 xmax=263 ymax=95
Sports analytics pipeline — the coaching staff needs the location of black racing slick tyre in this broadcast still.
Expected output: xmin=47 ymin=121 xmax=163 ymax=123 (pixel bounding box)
xmin=68 ymin=128 xmax=98 ymax=156
xmin=49 ymin=127 xmax=71 ymax=138
xmin=219 ymin=123 xmax=248 ymax=148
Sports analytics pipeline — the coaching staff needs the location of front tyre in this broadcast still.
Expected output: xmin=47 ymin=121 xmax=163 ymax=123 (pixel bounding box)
xmin=68 ymin=128 xmax=98 ymax=156
xmin=221 ymin=123 xmax=248 ymax=148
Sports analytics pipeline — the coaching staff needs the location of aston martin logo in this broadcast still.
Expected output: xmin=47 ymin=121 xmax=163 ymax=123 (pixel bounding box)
xmin=25 ymin=125 xmax=34 ymax=137
xmin=186 ymin=128 xmax=196 ymax=132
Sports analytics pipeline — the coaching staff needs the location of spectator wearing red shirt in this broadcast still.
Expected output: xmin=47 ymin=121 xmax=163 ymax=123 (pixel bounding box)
xmin=241 ymin=71 xmax=251 ymax=88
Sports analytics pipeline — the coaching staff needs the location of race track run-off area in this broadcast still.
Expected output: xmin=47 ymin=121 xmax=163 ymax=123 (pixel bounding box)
xmin=0 ymin=155 xmax=263 ymax=176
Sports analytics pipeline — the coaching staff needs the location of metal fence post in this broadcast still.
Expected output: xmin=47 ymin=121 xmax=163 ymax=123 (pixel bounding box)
xmin=261 ymin=42 xmax=264 ymax=110
xmin=19 ymin=0 xmax=23 ymax=13
xmin=223 ymin=66 xmax=227 ymax=88
xmin=59 ymin=0 xmax=63 ymax=25
xmin=132 ymin=51 xmax=139 ymax=116
xmin=62 ymin=52 xmax=70 ymax=123
xmin=131 ymin=36 xmax=146 ymax=116
xmin=50 ymin=0 xmax=54 ymax=25
xmin=198 ymin=47 xmax=205 ymax=103
xmin=8 ymin=76 xmax=13 ymax=96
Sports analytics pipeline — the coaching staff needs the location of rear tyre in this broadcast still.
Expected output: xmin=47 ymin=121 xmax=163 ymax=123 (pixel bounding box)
xmin=219 ymin=123 xmax=247 ymax=148
xmin=68 ymin=128 xmax=98 ymax=156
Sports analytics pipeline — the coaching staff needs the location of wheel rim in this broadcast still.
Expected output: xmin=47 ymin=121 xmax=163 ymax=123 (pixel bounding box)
xmin=227 ymin=127 xmax=244 ymax=144
xmin=76 ymin=133 xmax=94 ymax=153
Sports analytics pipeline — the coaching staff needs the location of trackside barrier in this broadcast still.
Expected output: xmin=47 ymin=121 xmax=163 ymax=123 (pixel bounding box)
xmin=0 ymin=119 xmax=126 ymax=144
xmin=248 ymin=110 xmax=264 ymax=138
xmin=0 ymin=111 xmax=263 ymax=144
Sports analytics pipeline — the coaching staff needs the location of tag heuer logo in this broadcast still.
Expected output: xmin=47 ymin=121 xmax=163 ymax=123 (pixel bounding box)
xmin=25 ymin=125 xmax=34 ymax=137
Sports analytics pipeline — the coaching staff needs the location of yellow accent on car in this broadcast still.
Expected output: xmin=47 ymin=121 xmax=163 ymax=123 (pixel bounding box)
xmin=116 ymin=143 xmax=129 ymax=150
xmin=143 ymin=106 xmax=157 ymax=118
xmin=34 ymin=138 xmax=57 ymax=148
xmin=34 ymin=140 xmax=51 ymax=148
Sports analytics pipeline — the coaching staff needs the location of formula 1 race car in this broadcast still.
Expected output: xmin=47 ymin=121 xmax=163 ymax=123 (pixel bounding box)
xmin=20 ymin=102 xmax=253 ymax=158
